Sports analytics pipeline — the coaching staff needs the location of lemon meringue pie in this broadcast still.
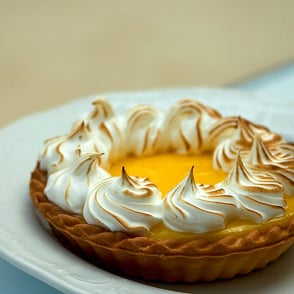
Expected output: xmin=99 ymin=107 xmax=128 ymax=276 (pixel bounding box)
xmin=30 ymin=98 xmax=294 ymax=282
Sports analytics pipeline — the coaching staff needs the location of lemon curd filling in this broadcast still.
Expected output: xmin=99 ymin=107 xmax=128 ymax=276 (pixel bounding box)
xmin=109 ymin=152 xmax=294 ymax=240
xmin=110 ymin=152 xmax=227 ymax=195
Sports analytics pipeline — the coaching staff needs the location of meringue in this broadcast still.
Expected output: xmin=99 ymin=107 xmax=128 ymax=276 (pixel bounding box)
xmin=163 ymin=167 xmax=236 ymax=233
xmin=45 ymin=152 xmax=110 ymax=213
xmin=38 ymin=98 xmax=294 ymax=234
xmin=83 ymin=167 xmax=162 ymax=235
xmin=246 ymin=135 xmax=294 ymax=195
xmin=221 ymin=154 xmax=285 ymax=223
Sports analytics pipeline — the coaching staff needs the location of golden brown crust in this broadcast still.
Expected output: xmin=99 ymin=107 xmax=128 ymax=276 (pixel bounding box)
xmin=30 ymin=166 xmax=294 ymax=282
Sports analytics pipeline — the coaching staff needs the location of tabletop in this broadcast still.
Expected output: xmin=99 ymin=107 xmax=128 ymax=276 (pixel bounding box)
xmin=0 ymin=1 xmax=294 ymax=293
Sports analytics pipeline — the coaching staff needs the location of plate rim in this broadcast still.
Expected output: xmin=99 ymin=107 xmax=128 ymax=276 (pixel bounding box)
xmin=0 ymin=87 xmax=293 ymax=294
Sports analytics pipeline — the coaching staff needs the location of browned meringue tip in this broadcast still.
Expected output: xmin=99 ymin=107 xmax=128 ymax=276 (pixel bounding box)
xmin=66 ymin=119 xmax=92 ymax=140
xmin=224 ymin=152 xmax=245 ymax=184
xmin=90 ymin=97 xmax=114 ymax=120
xmin=120 ymin=165 xmax=144 ymax=185
xmin=188 ymin=165 xmax=195 ymax=182
xmin=69 ymin=120 xmax=88 ymax=136
xmin=121 ymin=166 xmax=130 ymax=185
xmin=127 ymin=104 xmax=158 ymax=118
xmin=72 ymin=151 xmax=107 ymax=171
xmin=121 ymin=165 xmax=127 ymax=175
xmin=248 ymin=135 xmax=270 ymax=163
xmin=91 ymin=97 xmax=105 ymax=105
xmin=88 ymin=152 xmax=106 ymax=162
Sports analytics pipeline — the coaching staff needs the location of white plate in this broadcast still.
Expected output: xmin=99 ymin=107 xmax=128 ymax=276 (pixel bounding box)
xmin=0 ymin=88 xmax=293 ymax=294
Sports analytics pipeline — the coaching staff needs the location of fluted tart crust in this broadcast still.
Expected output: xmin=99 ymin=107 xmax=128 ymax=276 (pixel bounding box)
xmin=30 ymin=166 xmax=294 ymax=282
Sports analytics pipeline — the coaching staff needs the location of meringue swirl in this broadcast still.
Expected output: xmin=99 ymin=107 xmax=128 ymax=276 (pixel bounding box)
xmin=40 ymin=120 xmax=109 ymax=173
xmin=221 ymin=154 xmax=285 ymax=223
xmin=246 ymin=135 xmax=294 ymax=195
xmin=211 ymin=117 xmax=282 ymax=172
xmin=163 ymin=167 xmax=237 ymax=233
xmin=40 ymin=98 xmax=122 ymax=173
xmin=158 ymin=99 xmax=221 ymax=154
xmin=124 ymin=105 xmax=161 ymax=156
xmin=86 ymin=98 xmax=123 ymax=163
xmin=83 ymin=167 xmax=162 ymax=235
xmin=45 ymin=152 xmax=110 ymax=213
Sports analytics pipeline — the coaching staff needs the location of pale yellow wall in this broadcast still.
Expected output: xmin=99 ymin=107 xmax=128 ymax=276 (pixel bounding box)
xmin=1 ymin=0 xmax=294 ymax=127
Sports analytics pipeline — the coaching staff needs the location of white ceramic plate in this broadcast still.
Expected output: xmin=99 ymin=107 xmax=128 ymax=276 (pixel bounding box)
xmin=0 ymin=88 xmax=293 ymax=294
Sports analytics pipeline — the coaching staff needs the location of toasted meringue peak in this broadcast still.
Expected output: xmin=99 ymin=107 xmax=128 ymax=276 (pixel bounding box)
xmin=86 ymin=99 xmax=123 ymax=162
xmin=124 ymin=105 xmax=161 ymax=156
xmin=120 ymin=166 xmax=158 ymax=198
xmin=163 ymin=167 xmax=237 ymax=233
xmin=209 ymin=116 xmax=281 ymax=146
xmin=246 ymin=136 xmax=294 ymax=195
xmin=222 ymin=154 xmax=285 ymax=223
xmin=248 ymin=135 xmax=283 ymax=166
xmin=224 ymin=153 xmax=283 ymax=193
xmin=236 ymin=117 xmax=258 ymax=146
xmin=212 ymin=117 xmax=282 ymax=172
xmin=158 ymin=99 xmax=222 ymax=154
xmin=83 ymin=167 xmax=162 ymax=235
xmin=45 ymin=152 xmax=110 ymax=213
xmin=89 ymin=97 xmax=115 ymax=121
xmin=40 ymin=120 xmax=109 ymax=173
xmin=211 ymin=117 xmax=251 ymax=172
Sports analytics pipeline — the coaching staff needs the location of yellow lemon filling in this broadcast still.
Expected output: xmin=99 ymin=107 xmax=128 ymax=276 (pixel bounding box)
xmin=110 ymin=152 xmax=227 ymax=194
xmin=110 ymin=153 xmax=294 ymax=240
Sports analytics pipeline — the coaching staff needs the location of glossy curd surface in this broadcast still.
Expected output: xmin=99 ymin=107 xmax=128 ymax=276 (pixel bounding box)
xmin=109 ymin=152 xmax=227 ymax=195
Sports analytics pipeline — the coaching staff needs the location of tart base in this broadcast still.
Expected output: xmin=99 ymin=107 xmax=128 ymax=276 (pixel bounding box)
xmin=30 ymin=166 xmax=294 ymax=283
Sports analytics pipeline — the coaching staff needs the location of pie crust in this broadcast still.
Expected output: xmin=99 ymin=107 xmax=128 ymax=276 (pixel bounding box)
xmin=30 ymin=166 xmax=294 ymax=282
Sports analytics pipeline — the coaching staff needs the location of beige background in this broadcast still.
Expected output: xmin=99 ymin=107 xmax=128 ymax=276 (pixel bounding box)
xmin=1 ymin=0 xmax=294 ymax=128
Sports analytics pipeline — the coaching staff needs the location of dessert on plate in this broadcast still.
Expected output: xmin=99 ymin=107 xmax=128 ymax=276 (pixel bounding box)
xmin=30 ymin=98 xmax=294 ymax=282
